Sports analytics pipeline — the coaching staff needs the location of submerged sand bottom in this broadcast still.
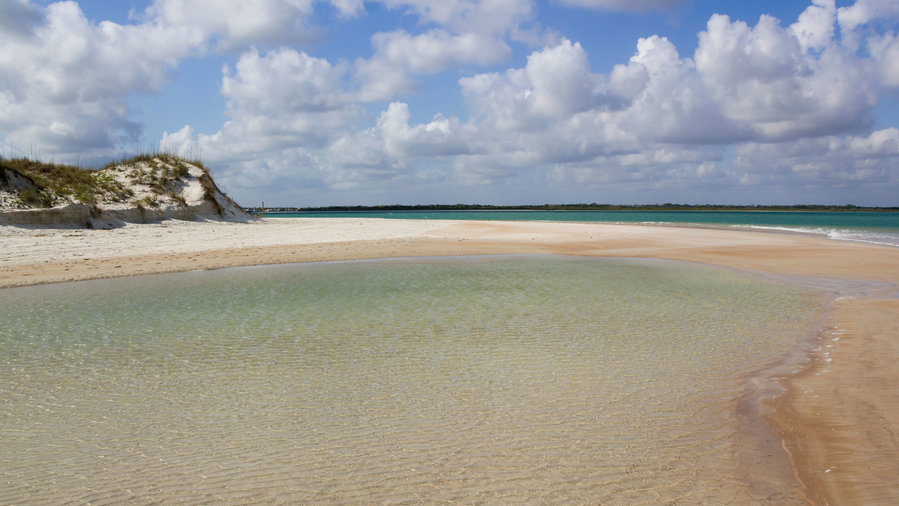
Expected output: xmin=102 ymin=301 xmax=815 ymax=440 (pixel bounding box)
xmin=1 ymin=257 xmax=823 ymax=503
xmin=1 ymin=218 xmax=898 ymax=503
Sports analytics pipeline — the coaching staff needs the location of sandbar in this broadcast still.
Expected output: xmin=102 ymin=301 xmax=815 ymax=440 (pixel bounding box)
xmin=1 ymin=217 xmax=897 ymax=504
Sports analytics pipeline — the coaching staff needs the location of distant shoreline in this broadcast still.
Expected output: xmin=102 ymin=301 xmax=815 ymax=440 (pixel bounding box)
xmin=251 ymin=204 xmax=899 ymax=213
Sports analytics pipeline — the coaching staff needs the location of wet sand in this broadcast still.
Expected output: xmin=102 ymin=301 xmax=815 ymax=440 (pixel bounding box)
xmin=769 ymin=298 xmax=899 ymax=505
xmin=2 ymin=217 xmax=897 ymax=504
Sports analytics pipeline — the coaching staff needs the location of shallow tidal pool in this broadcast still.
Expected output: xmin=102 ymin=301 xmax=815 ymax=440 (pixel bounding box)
xmin=0 ymin=256 xmax=822 ymax=503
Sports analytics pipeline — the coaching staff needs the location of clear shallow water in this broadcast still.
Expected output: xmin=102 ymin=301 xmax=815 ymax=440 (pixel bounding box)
xmin=272 ymin=210 xmax=899 ymax=246
xmin=0 ymin=257 xmax=822 ymax=503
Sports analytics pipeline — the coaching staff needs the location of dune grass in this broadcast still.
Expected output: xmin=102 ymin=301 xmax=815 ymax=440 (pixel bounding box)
xmin=1 ymin=153 xmax=207 ymax=208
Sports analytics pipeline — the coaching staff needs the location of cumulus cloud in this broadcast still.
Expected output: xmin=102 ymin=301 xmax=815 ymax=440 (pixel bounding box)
xmin=0 ymin=1 xmax=196 ymax=154
xmin=162 ymin=47 xmax=400 ymax=193
xmin=377 ymin=102 xmax=471 ymax=157
xmin=160 ymin=125 xmax=198 ymax=159
xmin=152 ymin=0 xmax=540 ymax=196
xmin=873 ymin=36 xmax=899 ymax=87
xmin=616 ymin=35 xmax=742 ymax=144
xmin=837 ymin=0 xmax=899 ymax=31
xmin=835 ymin=1 xmax=899 ymax=92
xmin=371 ymin=30 xmax=511 ymax=75
xmin=555 ymin=0 xmax=687 ymax=13
xmin=0 ymin=0 xmax=42 ymax=37
xmin=460 ymin=35 xmax=737 ymax=151
xmin=143 ymin=0 xmax=322 ymax=51
xmin=446 ymin=6 xmax=899 ymax=199
xmin=696 ymin=12 xmax=878 ymax=140
xmin=309 ymin=0 xmax=899 ymax=203
xmin=222 ymin=48 xmax=350 ymax=116
xmin=791 ymin=0 xmax=836 ymax=51
xmin=378 ymin=0 xmax=535 ymax=36
xmin=547 ymin=147 xmax=723 ymax=188
xmin=351 ymin=0 xmax=539 ymax=101
xmin=354 ymin=29 xmax=512 ymax=101
xmin=0 ymin=0 xmax=366 ymax=157
xmin=461 ymin=39 xmax=617 ymax=131
xmin=734 ymin=128 xmax=899 ymax=186
xmin=185 ymin=47 xmax=358 ymax=159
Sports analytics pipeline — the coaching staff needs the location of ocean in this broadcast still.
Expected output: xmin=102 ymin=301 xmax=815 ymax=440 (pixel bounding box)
xmin=0 ymin=256 xmax=824 ymax=503
xmin=269 ymin=210 xmax=899 ymax=247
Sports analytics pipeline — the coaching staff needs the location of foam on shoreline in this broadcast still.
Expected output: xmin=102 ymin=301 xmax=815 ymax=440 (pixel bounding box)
xmin=735 ymin=224 xmax=899 ymax=248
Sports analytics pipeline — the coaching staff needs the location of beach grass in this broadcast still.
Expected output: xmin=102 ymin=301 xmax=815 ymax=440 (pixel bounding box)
xmin=1 ymin=153 xmax=211 ymax=209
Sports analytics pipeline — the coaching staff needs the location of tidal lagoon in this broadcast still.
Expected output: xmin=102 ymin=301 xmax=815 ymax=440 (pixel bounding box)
xmin=1 ymin=256 xmax=824 ymax=503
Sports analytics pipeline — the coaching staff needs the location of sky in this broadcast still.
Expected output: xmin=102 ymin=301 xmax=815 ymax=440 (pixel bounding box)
xmin=1 ymin=0 xmax=899 ymax=206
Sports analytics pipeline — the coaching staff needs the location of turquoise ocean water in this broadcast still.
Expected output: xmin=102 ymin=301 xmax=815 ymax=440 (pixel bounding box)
xmin=270 ymin=210 xmax=899 ymax=247
xmin=0 ymin=256 xmax=823 ymax=503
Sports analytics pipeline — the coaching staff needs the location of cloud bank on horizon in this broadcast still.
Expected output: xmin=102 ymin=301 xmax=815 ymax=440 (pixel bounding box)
xmin=1 ymin=0 xmax=898 ymax=205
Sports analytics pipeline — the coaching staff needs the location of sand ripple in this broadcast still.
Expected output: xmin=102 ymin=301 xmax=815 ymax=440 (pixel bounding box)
xmin=0 ymin=257 xmax=821 ymax=503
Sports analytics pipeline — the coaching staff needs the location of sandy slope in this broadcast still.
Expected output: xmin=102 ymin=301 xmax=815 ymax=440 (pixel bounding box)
xmin=1 ymin=217 xmax=897 ymax=504
xmin=0 ymin=157 xmax=251 ymax=226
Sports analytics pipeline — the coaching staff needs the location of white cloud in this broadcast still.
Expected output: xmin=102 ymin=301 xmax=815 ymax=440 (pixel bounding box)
xmin=522 ymin=39 xmax=604 ymax=118
xmin=329 ymin=0 xmax=365 ymax=17
xmin=443 ymin=7 xmax=899 ymax=199
xmin=838 ymin=0 xmax=899 ymax=31
xmin=848 ymin=127 xmax=899 ymax=156
xmin=876 ymin=36 xmax=899 ymax=86
xmin=192 ymin=48 xmax=358 ymax=159
xmin=349 ymin=0 xmax=541 ymax=102
xmin=695 ymin=13 xmax=878 ymax=140
xmin=543 ymin=149 xmax=732 ymax=202
xmin=378 ymin=0 xmax=535 ymax=36
xmin=617 ymin=35 xmax=742 ymax=144
xmin=554 ymin=0 xmax=687 ymax=13
xmin=354 ymin=29 xmax=512 ymax=101
xmin=460 ymin=39 xmax=615 ymax=131
xmin=222 ymin=48 xmax=350 ymax=116
xmin=372 ymin=30 xmax=511 ymax=75
xmin=0 ymin=0 xmax=42 ymax=37
xmin=791 ymin=0 xmax=836 ymax=51
xmin=734 ymin=128 xmax=899 ymax=185
xmin=327 ymin=131 xmax=391 ymax=171
xmin=143 ymin=0 xmax=320 ymax=51
xmin=861 ymin=31 xmax=899 ymax=89
xmin=2 ymin=0 xmax=341 ymax=158
xmin=377 ymin=102 xmax=471 ymax=157
xmin=162 ymin=47 xmax=406 ymax=194
xmin=0 ymin=1 xmax=197 ymax=155
xmin=459 ymin=36 xmax=738 ymax=148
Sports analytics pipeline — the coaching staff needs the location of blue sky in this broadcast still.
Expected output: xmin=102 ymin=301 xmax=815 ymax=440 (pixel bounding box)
xmin=2 ymin=0 xmax=898 ymax=206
